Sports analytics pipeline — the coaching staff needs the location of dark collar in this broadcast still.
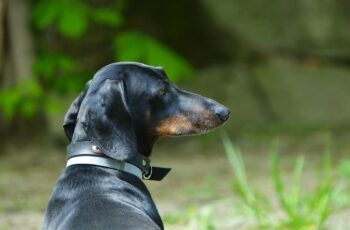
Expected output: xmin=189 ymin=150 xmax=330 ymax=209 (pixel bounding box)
xmin=66 ymin=141 xmax=171 ymax=181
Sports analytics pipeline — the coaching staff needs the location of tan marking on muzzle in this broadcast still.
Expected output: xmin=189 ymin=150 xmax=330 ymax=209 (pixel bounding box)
xmin=155 ymin=115 xmax=194 ymax=136
xmin=195 ymin=110 xmax=220 ymax=127
xmin=145 ymin=110 xmax=152 ymax=123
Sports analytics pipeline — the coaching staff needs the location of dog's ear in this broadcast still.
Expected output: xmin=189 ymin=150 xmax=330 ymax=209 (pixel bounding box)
xmin=77 ymin=79 xmax=137 ymax=161
xmin=63 ymin=80 xmax=91 ymax=141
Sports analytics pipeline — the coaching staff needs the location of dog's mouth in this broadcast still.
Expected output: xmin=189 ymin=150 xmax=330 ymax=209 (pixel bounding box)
xmin=155 ymin=110 xmax=230 ymax=136
xmin=189 ymin=112 xmax=230 ymax=135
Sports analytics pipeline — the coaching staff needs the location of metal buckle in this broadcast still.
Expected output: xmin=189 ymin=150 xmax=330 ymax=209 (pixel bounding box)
xmin=142 ymin=166 xmax=153 ymax=180
xmin=91 ymin=145 xmax=103 ymax=154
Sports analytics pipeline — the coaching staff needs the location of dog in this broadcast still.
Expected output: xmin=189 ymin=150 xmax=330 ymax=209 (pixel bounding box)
xmin=43 ymin=62 xmax=230 ymax=230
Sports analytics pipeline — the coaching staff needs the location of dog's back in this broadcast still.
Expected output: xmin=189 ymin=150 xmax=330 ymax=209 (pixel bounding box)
xmin=43 ymin=166 xmax=163 ymax=230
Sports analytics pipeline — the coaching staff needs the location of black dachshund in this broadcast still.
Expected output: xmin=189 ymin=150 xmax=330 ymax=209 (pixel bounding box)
xmin=43 ymin=62 xmax=230 ymax=230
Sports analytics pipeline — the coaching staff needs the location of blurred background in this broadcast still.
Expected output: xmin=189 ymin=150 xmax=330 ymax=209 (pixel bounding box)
xmin=1 ymin=0 xmax=350 ymax=229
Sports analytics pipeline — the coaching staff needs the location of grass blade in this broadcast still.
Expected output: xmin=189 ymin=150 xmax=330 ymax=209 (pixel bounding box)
xmin=290 ymin=154 xmax=305 ymax=211
xmin=222 ymin=133 xmax=255 ymax=206
xmin=221 ymin=132 xmax=268 ymax=226
xmin=270 ymin=142 xmax=294 ymax=219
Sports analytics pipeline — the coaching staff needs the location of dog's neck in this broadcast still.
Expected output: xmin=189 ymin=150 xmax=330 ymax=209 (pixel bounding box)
xmin=67 ymin=134 xmax=171 ymax=181
xmin=135 ymin=132 xmax=159 ymax=157
xmin=72 ymin=123 xmax=157 ymax=157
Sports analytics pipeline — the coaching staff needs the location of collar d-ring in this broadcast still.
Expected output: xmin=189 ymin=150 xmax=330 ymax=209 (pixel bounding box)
xmin=143 ymin=166 xmax=153 ymax=180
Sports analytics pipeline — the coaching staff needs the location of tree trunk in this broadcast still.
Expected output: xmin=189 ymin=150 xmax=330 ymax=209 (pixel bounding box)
xmin=0 ymin=0 xmax=5 ymax=85
xmin=4 ymin=0 xmax=35 ymax=87
xmin=0 ymin=0 xmax=46 ymax=141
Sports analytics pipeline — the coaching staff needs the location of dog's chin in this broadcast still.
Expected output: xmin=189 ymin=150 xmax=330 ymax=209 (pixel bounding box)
xmin=173 ymin=121 xmax=227 ymax=136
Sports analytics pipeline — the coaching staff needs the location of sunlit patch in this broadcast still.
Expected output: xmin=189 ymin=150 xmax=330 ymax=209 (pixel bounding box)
xmin=155 ymin=112 xmax=223 ymax=136
xmin=155 ymin=115 xmax=193 ymax=136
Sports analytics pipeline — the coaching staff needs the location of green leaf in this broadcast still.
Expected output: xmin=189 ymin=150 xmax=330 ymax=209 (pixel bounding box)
xmin=32 ymin=0 xmax=91 ymax=38
xmin=58 ymin=9 xmax=88 ymax=38
xmin=114 ymin=31 xmax=194 ymax=82
xmin=92 ymin=8 xmax=123 ymax=27
xmin=44 ymin=98 xmax=63 ymax=115
xmin=33 ymin=52 xmax=74 ymax=79
xmin=26 ymin=80 xmax=43 ymax=98
xmin=31 ymin=1 xmax=60 ymax=29
xmin=57 ymin=54 xmax=74 ymax=71
xmin=115 ymin=31 xmax=148 ymax=61
xmin=33 ymin=55 xmax=55 ymax=78
xmin=20 ymin=100 xmax=38 ymax=118
xmin=0 ymin=89 xmax=21 ymax=120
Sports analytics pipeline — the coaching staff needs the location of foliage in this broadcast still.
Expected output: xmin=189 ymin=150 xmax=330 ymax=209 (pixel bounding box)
xmin=31 ymin=0 xmax=194 ymax=81
xmin=222 ymin=134 xmax=342 ymax=230
xmin=114 ymin=31 xmax=194 ymax=82
xmin=1 ymin=0 xmax=194 ymax=122
xmin=0 ymin=79 xmax=43 ymax=120
xmin=162 ymin=135 xmax=348 ymax=229
xmin=31 ymin=0 xmax=123 ymax=38
xmin=186 ymin=205 xmax=216 ymax=230
xmin=163 ymin=204 xmax=216 ymax=230
xmin=33 ymin=52 xmax=88 ymax=93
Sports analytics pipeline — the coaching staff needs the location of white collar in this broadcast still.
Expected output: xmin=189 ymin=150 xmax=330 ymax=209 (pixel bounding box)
xmin=66 ymin=155 xmax=142 ymax=179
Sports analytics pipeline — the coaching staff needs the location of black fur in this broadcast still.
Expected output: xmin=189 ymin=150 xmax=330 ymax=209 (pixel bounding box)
xmin=43 ymin=62 xmax=230 ymax=230
xmin=43 ymin=166 xmax=163 ymax=230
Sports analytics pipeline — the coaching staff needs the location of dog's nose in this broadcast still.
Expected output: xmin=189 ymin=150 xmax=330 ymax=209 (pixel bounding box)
xmin=215 ymin=106 xmax=230 ymax=122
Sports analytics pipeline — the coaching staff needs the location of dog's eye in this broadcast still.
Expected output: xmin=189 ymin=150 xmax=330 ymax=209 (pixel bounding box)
xmin=159 ymin=88 xmax=169 ymax=96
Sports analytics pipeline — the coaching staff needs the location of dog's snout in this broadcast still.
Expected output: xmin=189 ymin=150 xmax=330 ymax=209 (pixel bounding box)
xmin=214 ymin=106 xmax=230 ymax=122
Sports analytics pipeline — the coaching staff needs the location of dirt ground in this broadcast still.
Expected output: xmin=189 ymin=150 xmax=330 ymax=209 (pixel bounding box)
xmin=1 ymin=130 xmax=350 ymax=230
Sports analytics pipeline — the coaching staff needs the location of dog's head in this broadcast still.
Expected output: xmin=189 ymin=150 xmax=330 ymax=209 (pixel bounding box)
xmin=63 ymin=62 xmax=230 ymax=160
